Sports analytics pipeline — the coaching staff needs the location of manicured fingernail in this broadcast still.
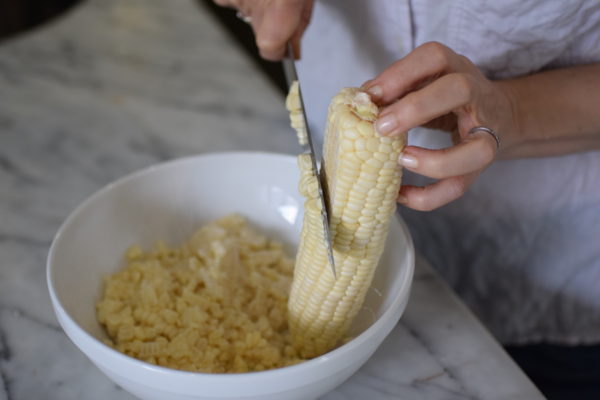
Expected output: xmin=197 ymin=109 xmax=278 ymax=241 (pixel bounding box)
xmin=365 ymin=85 xmax=382 ymax=100
xmin=375 ymin=113 xmax=397 ymax=136
xmin=398 ymin=152 xmax=418 ymax=168
xmin=397 ymin=194 xmax=408 ymax=204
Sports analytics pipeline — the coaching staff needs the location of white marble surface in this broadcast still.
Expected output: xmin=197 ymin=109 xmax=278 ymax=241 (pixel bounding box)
xmin=0 ymin=0 xmax=544 ymax=399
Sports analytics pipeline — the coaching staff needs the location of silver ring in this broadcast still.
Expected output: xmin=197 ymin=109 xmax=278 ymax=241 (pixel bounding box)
xmin=236 ymin=11 xmax=252 ymax=24
xmin=468 ymin=126 xmax=500 ymax=149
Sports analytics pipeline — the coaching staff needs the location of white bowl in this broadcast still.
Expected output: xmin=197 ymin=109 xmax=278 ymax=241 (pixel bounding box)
xmin=47 ymin=152 xmax=414 ymax=400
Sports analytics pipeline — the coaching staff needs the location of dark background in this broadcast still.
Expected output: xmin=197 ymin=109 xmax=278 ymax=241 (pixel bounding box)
xmin=0 ymin=0 xmax=82 ymax=40
xmin=0 ymin=0 xmax=286 ymax=93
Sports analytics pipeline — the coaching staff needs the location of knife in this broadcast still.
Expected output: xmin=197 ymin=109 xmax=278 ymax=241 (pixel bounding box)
xmin=282 ymin=43 xmax=336 ymax=279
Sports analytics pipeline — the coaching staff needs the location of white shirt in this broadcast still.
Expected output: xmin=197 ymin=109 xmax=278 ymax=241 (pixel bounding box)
xmin=297 ymin=0 xmax=600 ymax=345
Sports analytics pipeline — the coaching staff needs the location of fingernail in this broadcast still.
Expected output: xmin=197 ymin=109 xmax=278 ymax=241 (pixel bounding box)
xmin=375 ymin=113 xmax=397 ymax=136
xmin=365 ymin=85 xmax=383 ymax=100
xmin=397 ymin=194 xmax=408 ymax=204
xmin=360 ymin=80 xmax=373 ymax=90
xmin=398 ymin=152 xmax=418 ymax=168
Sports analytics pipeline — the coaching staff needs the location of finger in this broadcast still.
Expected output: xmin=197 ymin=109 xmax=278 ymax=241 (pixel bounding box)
xmin=362 ymin=41 xmax=475 ymax=104
xmin=255 ymin=0 xmax=308 ymax=61
xmin=374 ymin=72 xmax=477 ymax=137
xmin=397 ymin=172 xmax=479 ymax=211
xmin=398 ymin=137 xmax=496 ymax=180
xmin=290 ymin=0 xmax=314 ymax=58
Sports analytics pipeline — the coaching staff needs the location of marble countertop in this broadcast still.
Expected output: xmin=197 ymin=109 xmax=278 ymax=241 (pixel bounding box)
xmin=0 ymin=0 xmax=544 ymax=399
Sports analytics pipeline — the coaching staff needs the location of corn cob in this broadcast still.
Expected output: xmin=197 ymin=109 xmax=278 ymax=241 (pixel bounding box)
xmin=288 ymin=87 xmax=406 ymax=358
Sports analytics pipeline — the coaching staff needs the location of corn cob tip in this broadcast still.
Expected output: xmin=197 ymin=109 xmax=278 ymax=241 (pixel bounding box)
xmin=336 ymin=88 xmax=379 ymax=122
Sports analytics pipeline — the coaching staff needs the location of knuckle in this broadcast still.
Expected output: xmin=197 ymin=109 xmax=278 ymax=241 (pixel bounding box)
xmin=421 ymin=148 xmax=452 ymax=179
xmin=424 ymin=41 xmax=452 ymax=69
xmin=458 ymin=54 xmax=470 ymax=64
xmin=458 ymin=54 xmax=477 ymax=71
xmin=422 ymin=155 xmax=445 ymax=179
xmin=400 ymin=93 xmax=422 ymax=117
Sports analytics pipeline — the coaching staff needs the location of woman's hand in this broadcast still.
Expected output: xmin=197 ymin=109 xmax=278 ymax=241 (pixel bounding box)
xmin=213 ymin=0 xmax=314 ymax=60
xmin=362 ymin=42 xmax=518 ymax=211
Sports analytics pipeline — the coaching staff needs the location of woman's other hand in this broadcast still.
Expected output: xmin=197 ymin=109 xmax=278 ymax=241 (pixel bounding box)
xmin=213 ymin=0 xmax=314 ymax=60
xmin=362 ymin=42 xmax=518 ymax=211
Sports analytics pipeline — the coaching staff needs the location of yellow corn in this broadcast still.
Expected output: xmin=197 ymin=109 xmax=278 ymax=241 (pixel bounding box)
xmin=288 ymin=87 xmax=406 ymax=358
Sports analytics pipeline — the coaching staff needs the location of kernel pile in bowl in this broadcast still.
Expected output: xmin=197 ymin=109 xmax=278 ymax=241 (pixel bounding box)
xmin=96 ymin=215 xmax=305 ymax=373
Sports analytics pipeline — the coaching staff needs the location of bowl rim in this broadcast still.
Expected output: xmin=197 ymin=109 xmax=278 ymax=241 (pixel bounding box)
xmin=47 ymin=151 xmax=415 ymax=383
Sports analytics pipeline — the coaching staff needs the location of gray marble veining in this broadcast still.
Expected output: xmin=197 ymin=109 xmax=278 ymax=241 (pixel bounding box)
xmin=0 ymin=0 xmax=543 ymax=399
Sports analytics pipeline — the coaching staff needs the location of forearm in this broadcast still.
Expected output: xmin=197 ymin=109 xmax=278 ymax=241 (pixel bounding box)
xmin=497 ymin=63 xmax=600 ymax=159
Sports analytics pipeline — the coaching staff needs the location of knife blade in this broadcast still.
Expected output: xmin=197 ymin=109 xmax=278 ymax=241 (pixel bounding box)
xmin=282 ymin=43 xmax=336 ymax=279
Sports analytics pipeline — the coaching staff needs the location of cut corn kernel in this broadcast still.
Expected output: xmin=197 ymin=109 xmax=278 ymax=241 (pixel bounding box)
xmin=285 ymin=81 xmax=308 ymax=146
